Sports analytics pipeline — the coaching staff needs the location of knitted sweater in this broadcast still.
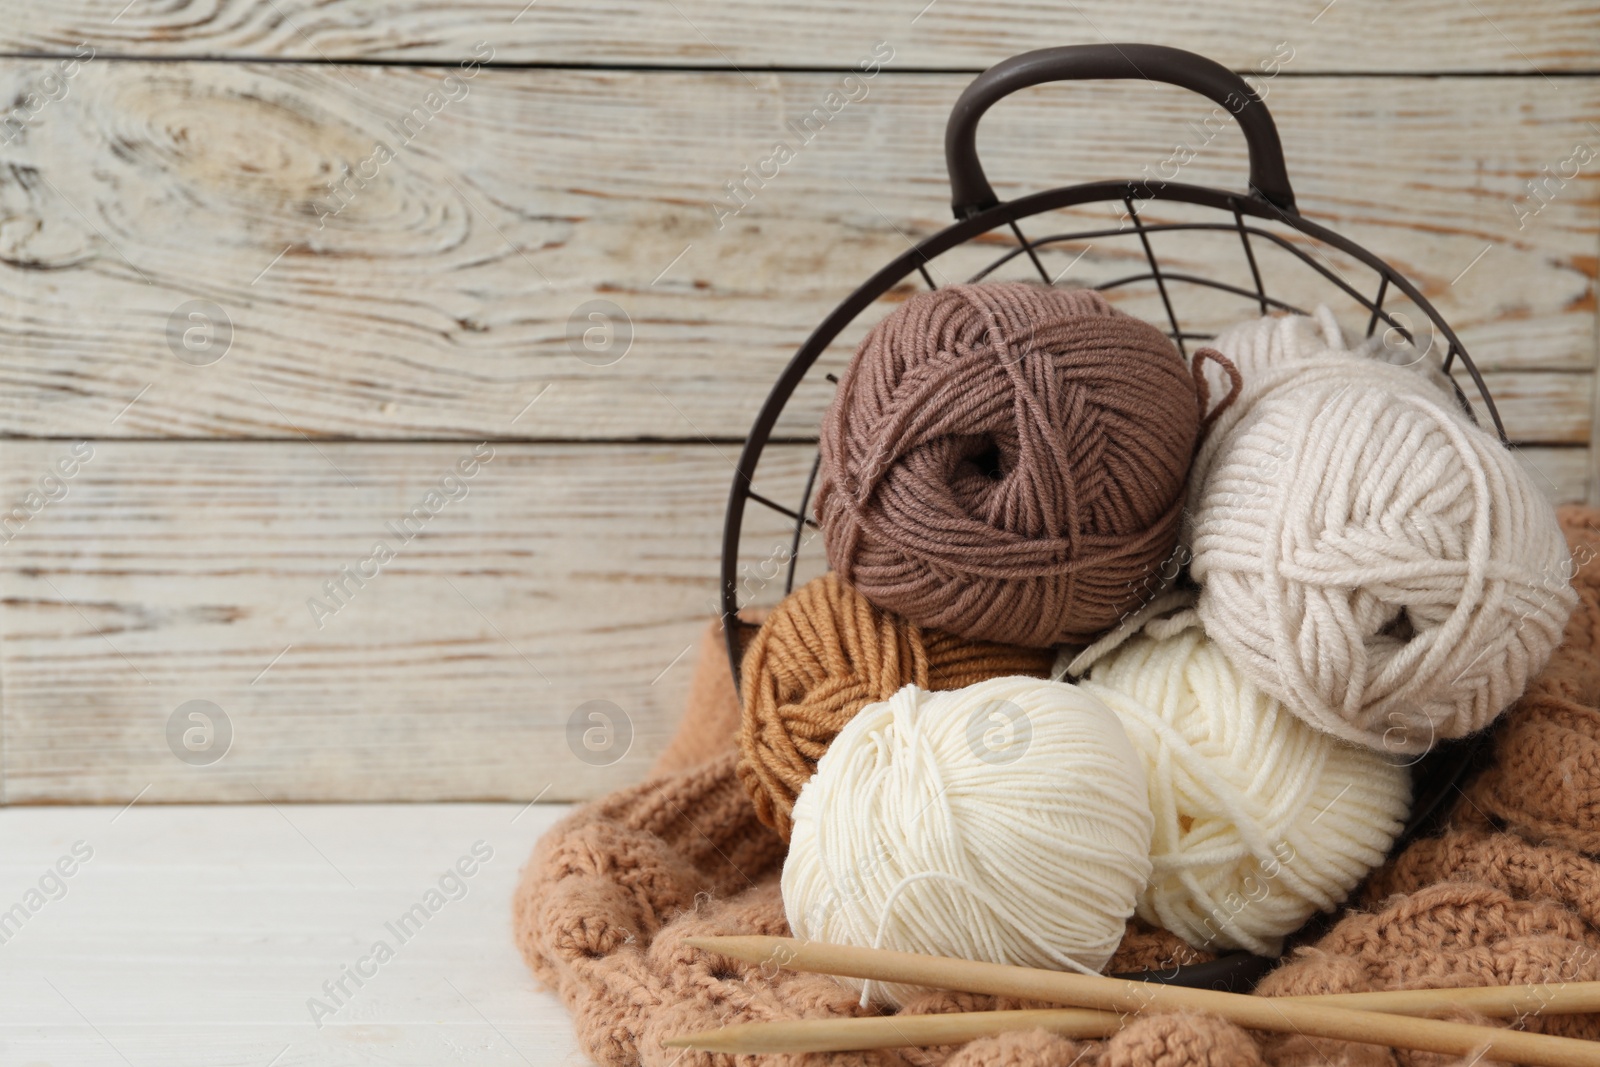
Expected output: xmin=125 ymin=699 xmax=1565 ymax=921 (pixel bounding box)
xmin=513 ymin=506 xmax=1600 ymax=1066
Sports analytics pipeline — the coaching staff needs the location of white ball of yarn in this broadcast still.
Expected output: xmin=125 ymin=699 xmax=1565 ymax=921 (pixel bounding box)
xmin=782 ymin=678 xmax=1153 ymax=1007
xmin=1189 ymin=309 xmax=1453 ymax=472
xmin=1063 ymin=610 xmax=1411 ymax=956
xmin=1188 ymin=312 xmax=1576 ymax=753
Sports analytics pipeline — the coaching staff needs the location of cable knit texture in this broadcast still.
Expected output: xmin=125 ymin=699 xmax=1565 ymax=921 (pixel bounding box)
xmin=816 ymin=282 xmax=1231 ymax=648
xmin=514 ymin=507 xmax=1600 ymax=1066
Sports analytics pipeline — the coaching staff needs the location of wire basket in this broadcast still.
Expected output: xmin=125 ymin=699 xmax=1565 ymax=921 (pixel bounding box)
xmin=718 ymin=43 xmax=1502 ymax=992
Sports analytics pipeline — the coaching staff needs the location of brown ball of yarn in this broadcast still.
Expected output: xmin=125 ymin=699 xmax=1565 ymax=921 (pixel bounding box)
xmin=736 ymin=572 xmax=1054 ymax=840
xmin=817 ymin=281 xmax=1212 ymax=647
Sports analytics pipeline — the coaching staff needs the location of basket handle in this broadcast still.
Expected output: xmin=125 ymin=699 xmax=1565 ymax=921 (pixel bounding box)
xmin=946 ymin=44 xmax=1298 ymax=219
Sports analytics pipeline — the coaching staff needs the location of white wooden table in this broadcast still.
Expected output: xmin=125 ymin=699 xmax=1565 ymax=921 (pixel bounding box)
xmin=0 ymin=803 xmax=591 ymax=1066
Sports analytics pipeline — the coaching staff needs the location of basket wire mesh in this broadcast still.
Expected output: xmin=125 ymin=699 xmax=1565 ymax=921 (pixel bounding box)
xmin=718 ymin=43 xmax=1504 ymax=991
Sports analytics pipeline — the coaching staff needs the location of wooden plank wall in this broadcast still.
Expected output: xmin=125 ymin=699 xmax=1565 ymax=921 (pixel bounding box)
xmin=0 ymin=2 xmax=1595 ymax=803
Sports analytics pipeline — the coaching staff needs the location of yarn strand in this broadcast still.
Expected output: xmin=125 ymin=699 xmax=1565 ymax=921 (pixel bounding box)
xmin=784 ymin=679 xmax=1154 ymax=1006
xmin=818 ymin=282 xmax=1206 ymax=647
xmin=1060 ymin=613 xmax=1411 ymax=955
xmin=1189 ymin=310 xmax=1575 ymax=752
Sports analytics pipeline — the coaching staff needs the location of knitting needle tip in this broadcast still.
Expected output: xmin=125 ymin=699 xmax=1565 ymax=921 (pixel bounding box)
xmin=662 ymin=1030 xmax=745 ymax=1053
xmin=682 ymin=934 xmax=786 ymax=961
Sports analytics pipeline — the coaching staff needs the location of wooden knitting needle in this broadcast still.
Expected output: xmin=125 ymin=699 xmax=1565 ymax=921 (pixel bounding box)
xmin=672 ymin=937 xmax=1600 ymax=1067
xmin=666 ymin=1008 xmax=1122 ymax=1054
xmin=666 ymin=995 xmax=1600 ymax=1057
xmin=1297 ymin=983 xmax=1600 ymax=1017
xmin=665 ymin=982 xmax=1600 ymax=1054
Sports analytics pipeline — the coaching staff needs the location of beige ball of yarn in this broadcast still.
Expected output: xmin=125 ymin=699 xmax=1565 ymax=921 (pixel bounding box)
xmin=1187 ymin=311 xmax=1576 ymax=754
xmin=782 ymin=678 xmax=1154 ymax=1007
xmin=1061 ymin=606 xmax=1411 ymax=956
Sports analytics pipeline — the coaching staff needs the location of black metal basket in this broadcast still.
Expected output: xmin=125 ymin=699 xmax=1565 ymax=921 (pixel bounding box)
xmin=719 ymin=43 xmax=1501 ymax=993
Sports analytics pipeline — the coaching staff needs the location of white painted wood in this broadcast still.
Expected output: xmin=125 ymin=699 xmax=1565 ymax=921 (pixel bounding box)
xmin=1589 ymin=370 xmax=1600 ymax=505
xmin=1459 ymin=373 xmax=1590 ymax=444
xmin=0 ymin=440 xmax=817 ymax=804
xmin=0 ymin=0 xmax=1595 ymax=71
xmin=0 ymin=439 xmax=1583 ymax=804
xmin=0 ymin=801 xmax=591 ymax=1066
xmin=0 ymin=62 xmax=1593 ymax=441
xmin=1514 ymin=445 xmax=1591 ymax=505
xmin=0 ymin=4 xmax=1592 ymax=807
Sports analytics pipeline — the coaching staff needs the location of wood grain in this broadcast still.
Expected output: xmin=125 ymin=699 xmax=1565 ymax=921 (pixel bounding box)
xmin=0 ymin=9 xmax=1594 ymax=808
xmin=1512 ymin=446 xmax=1591 ymax=504
xmin=0 ymin=62 xmax=1593 ymax=442
xmin=1 ymin=0 xmax=1596 ymax=71
xmin=0 ymin=802 xmax=582 ymax=1064
xmin=0 ymin=439 xmax=1583 ymax=804
xmin=0 ymin=440 xmax=818 ymax=804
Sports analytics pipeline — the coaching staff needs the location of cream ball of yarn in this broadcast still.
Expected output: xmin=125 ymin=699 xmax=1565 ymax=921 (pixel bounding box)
xmin=782 ymin=678 xmax=1154 ymax=1007
xmin=1189 ymin=308 xmax=1452 ymax=422
xmin=1060 ymin=606 xmax=1411 ymax=956
xmin=1187 ymin=310 xmax=1576 ymax=754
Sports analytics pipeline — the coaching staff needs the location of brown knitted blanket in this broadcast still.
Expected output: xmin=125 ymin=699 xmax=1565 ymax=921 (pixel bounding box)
xmin=514 ymin=506 xmax=1600 ymax=1066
